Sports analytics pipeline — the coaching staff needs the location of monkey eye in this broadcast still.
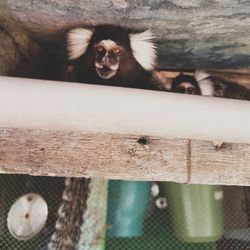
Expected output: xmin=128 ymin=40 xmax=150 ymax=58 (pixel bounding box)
xmin=112 ymin=47 xmax=121 ymax=55
xmin=188 ymin=87 xmax=195 ymax=94
xmin=177 ymin=86 xmax=185 ymax=93
xmin=95 ymin=45 xmax=105 ymax=53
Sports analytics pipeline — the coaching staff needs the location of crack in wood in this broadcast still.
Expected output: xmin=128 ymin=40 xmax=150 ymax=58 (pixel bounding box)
xmin=186 ymin=139 xmax=192 ymax=184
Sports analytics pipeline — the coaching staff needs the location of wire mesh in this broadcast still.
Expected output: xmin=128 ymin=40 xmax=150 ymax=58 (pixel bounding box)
xmin=0 ymin=175 xmax=249 ymax=249
xmin=0 ymin=174 xmax=64 ymax=250
xmin=105 ymin=181 xmax=250 ymax=250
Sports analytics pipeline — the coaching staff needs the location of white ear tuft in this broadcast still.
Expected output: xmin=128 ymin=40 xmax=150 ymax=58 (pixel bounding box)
xmin=67 ymin=28 xmax=94 ymax=60
xmin=194 ymin=70 xmax=215 ymax=96
xmin=129 ymin=30 xmax=157 ymax=71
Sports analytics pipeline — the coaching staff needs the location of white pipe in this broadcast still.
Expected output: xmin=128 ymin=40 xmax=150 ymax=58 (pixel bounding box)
xmin=0 ymin=76 xmax=250 ymax=144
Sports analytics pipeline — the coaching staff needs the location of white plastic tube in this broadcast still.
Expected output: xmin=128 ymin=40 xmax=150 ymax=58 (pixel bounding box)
xmin=0 ymin=76 xmax=250 ymax=143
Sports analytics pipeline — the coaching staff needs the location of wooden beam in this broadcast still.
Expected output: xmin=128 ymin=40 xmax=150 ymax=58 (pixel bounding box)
xmin=1 ymin=127 xmax=250 ymax=186
xmin=0 ymin=15 xmax=57 ymax=80
xmin=1 ymin=1 xmax=250 ymax=68
xmin=208 ymin=69 xmax=250 ymax=89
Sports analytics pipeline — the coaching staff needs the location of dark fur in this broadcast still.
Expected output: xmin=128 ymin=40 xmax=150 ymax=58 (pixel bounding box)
xmin=69 ymin=25 xmax=157 ymax=90
xmin=196 ymin=74 xmax=250 ymax=100
xmin=171 ymin=74 xmax=201 ymax=95
xmin=209 ymin=76 xmax=250 ymax=101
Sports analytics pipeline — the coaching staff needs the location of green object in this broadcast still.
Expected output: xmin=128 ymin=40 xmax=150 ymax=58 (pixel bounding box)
xmin=106 ymin=206 xmax=216 ymax=250
xmin=107 ymin=180 xmax=151 ymax=237
xmin=163 ymin=182 xmax=224 ymax=243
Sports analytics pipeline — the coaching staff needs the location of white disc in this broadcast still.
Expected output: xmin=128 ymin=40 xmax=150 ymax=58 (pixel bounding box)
xmin=7 ymin=193 xmax=48 ymax=241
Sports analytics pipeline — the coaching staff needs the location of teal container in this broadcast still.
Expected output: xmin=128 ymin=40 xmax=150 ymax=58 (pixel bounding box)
xmin=107 ymin=180 xmax=151 ymax=237
xmin=163 ymin=182 xmax=224 ymax=243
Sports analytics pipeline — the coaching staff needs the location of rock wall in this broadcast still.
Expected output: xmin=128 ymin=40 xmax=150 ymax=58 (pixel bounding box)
xmin=1 ymin=0 xmax=250 ymax=68
xmin=0 ymin=15 xmax=59 ymax=79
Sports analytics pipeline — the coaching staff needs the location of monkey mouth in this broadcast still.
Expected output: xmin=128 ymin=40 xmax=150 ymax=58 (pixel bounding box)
xmin=95 ymin=64 xmax=118 ymax=79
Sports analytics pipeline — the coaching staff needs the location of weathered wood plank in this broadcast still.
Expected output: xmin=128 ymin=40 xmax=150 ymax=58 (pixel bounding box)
xmin=0 ymin=128 xmax=188 ymax=182
xmin=1 ymin=0 xmax=250 ymax=68
xmin=1 ymin=127 xmax=250 ymax=185
xmin=190 ymin=141 xmax=250 ymax=185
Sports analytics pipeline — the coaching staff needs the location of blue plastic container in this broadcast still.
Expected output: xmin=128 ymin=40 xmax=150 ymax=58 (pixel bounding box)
xmin=107 ymin=180 xmax=151 ymax=237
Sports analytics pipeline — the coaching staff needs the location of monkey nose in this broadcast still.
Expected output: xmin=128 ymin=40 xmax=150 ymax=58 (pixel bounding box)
xmin=103 ymin=65 xmax=110 ymax=72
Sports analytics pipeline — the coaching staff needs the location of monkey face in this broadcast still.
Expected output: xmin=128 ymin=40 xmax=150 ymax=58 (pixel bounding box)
xmin=171 ymin=74 xmax=201 ymax=95
xmin=94 ymin=40 xmax=122 ymax=79
xmin=176 ymin=82 xmax=197 ymax=94
xmin=67 ymin=26 xmax=157 ymax=86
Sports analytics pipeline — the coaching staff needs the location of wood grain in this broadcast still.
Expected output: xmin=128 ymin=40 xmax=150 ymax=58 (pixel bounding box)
xmin=1 ymin=0 xmax=250 ymax=68
xmin=190 ymin=140 xmax=250 ymax=185
xmin=1 ymin=127 xmax=250 ymax=185
xmin=0 ymin=128 xmax=188 ymax=182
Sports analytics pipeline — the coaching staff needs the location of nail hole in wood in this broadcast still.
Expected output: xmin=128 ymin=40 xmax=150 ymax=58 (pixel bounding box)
xmin=137 ymin=137 xmax=149 ymax=145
